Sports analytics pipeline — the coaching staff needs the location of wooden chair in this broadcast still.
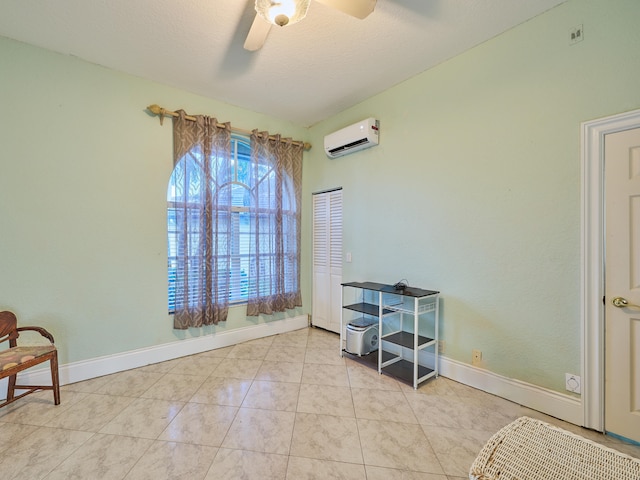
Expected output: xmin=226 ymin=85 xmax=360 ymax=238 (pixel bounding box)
xmin=0 ymin=311 xmax=60 ymax=408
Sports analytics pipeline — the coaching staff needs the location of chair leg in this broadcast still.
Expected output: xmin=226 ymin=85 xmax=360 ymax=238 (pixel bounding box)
xmin=7 ymin=374 xmax=17 ymax=402
xmin=50 ymin=353 xmax=60 ymax=405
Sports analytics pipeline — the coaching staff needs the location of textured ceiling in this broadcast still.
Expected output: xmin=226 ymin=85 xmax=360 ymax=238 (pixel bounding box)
xmin=0 ymin=0 xmax=566 ymax=127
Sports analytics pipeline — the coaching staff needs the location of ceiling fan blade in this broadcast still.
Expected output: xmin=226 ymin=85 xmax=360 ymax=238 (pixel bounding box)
xmin=314 ymin=0 xmax=376 ymax=19
xmin=244 ymin=14 xmax=272 ymax=51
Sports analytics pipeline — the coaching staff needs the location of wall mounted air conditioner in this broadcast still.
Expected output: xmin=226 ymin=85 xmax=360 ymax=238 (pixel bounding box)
xmin=324 ymin=117 xmax=379 ymax=159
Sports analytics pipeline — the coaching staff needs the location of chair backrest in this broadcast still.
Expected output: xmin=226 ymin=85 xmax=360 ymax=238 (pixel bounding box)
xmin=0 ymin=311 xmax=19 ymax=346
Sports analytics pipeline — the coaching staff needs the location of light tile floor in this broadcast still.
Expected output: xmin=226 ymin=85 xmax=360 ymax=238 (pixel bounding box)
xmin=1 ymin=326 xmax=639 ymax=479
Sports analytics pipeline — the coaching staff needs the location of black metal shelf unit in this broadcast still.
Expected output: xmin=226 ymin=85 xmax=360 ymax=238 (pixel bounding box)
xmin=340 ymin=281 xmax=440 ymax=389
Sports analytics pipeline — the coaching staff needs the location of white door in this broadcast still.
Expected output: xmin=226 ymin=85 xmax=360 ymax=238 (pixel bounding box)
xmin=312 ymin=189 xmax=343 ymax=333
xmin=604 ymin=126 xmax=640 ymax=443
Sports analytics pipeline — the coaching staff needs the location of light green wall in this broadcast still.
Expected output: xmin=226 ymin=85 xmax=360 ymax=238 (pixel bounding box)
xmin=304 ymin=0 xmax=640 ymax=393
xmin=0 ymin=36 xmax=309 ymax=365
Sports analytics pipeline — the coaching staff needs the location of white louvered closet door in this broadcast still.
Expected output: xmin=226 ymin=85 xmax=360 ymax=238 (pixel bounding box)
xmin=312 ymin=189 xmax=343 ymax=333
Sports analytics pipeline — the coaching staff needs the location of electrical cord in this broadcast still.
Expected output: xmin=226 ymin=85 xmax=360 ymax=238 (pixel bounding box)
xmin=393 ymin=279 xmax=409 ymax=291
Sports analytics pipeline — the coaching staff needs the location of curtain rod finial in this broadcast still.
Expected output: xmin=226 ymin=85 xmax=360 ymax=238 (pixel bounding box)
xmin=147 ymin=104 xmax=167 ymax=125
xmin=147 ymin=104 xmax=162 ymax=115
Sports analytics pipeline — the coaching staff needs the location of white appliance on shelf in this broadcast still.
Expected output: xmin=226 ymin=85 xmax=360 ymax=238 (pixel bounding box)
xmin=345 ymin=319 xmax=379 ymax=356
xmin=324 ymin=117 xmax=379 ymax=158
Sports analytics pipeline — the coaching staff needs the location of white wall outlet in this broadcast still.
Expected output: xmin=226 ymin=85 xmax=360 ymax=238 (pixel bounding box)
xmin=438 ymin=340 xmax=445 ymax=354
xmin=569 ymin=24 xmax=584 ymax=45
xmin=472 ymin=349 xmax=482 ymax=366
xmin=345 ymin=252 xmax=352 ymax=263
xmin=565 ymin=373 xmax=581 ymax=394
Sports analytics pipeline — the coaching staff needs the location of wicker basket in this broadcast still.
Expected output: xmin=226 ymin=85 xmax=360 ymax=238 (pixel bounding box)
xmin=470 ymin=416 xmax=640 ymax=480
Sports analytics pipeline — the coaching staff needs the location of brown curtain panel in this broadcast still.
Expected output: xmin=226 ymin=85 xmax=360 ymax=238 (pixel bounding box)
xmin=171 ymin=111 xmax=232 ymax=328
xmin=247 ymin=131 xmax=303 ymax=316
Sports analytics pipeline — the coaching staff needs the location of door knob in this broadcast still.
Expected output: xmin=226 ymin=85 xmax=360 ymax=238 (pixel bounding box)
xmin=611 ymin=296 xmax=640 ymax=308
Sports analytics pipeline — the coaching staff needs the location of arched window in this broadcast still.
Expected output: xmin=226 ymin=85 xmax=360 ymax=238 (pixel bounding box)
xmin=167 ymin=135 xmax=297 ymax=312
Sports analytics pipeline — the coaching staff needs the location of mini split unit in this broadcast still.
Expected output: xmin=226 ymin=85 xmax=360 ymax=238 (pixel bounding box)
xmin=324 ymin=117 xmax=379 ymax=158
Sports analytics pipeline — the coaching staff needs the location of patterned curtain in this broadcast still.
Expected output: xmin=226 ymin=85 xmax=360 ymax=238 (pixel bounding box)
xmin=171 ymin=111 xmax=232 ymax=328
xmin=246 ymin=131 xmax=303 ymax=316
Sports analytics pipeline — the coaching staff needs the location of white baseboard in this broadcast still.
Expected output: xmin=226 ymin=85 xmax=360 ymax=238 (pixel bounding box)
xmin=438 ymin=355 xmax=583 ymax=426
xmin=5 ymin=315 xmax=308 ymax=390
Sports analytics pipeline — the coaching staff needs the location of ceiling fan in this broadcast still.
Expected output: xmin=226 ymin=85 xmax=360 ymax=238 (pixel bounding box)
xmin=244 ymin=0 xmax=377 ymax=51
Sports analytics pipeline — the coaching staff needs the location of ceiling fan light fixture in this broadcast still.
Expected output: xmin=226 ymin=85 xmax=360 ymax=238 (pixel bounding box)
xmin=255 ymin=0 xmax=311 ymax=27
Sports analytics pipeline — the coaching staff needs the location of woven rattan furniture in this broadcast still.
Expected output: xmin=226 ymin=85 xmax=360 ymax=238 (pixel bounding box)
xmin=0 ymin=310 xmax=60 ymax=408
xmin=470 ymin=416 xmax=640 ymax=480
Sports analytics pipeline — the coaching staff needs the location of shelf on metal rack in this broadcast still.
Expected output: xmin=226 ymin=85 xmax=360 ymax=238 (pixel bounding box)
xmin=381 ymin=331 xmax=434 ymax=349
xmin=343 ymin=302 xmax=393 ymax=316
xmin=382 ymin=358 xmax=434 ymax=384
xmin=382 ymin=301 xmax=437 ymax=315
